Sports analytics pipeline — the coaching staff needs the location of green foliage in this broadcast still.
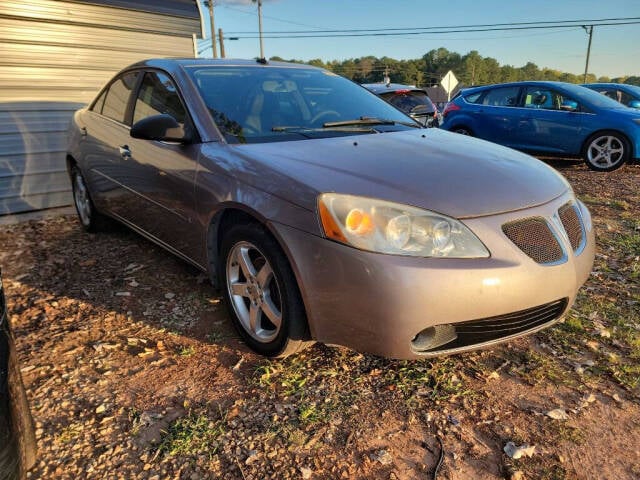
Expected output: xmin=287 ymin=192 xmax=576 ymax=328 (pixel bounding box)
xmin=272 ymin=47 xmax=635 ymax=88
xmin=157 ymin=411 xmax=225 ymax=458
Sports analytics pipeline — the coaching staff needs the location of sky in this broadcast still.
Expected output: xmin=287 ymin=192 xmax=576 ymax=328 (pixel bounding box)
xmin=197 ymin=0 xmax=640 ymax=80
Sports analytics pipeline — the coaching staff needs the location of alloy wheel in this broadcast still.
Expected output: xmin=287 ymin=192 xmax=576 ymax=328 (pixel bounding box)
xmin=73 ymin=171 xmax=92 ymax=227
xmin=586 ymin=135 xmax=625 ymax=170
xmin=226 ymin=241 xmax=283 ymax=343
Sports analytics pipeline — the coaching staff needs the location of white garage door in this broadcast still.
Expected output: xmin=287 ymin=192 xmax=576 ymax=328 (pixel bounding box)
xmin=0 ymin=0 xmax=202 ymax=214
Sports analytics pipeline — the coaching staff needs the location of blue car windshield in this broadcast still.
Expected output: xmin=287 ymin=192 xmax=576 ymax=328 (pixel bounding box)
xmin=563 ymin=84 xmax=627 ymax=110
xmin=186 ymin=65 xmax=418 ymax=144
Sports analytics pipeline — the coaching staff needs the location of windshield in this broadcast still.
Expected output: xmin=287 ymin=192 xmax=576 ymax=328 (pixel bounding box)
xmin=187 ymin=65 xmax=417 ymax=144
xmin=621 ymin=84 xmax=640 ymax=98
xmin=382 ymin=91 xmax=435 ymax=114
xmin=562 ymin=83 xmax=628 ymax=110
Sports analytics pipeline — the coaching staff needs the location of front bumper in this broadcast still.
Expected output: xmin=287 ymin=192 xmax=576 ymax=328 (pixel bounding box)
xmin=274 ymin=191 xmax=595 ymax=359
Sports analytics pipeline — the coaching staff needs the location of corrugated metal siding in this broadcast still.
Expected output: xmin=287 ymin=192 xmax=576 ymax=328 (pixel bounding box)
xmin=0 ymin=0 xmax=201 ymax=215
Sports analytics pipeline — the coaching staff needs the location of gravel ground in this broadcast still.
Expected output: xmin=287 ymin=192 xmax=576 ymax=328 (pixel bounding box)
xmin=1 ymin=161 xmax=639 ymax=480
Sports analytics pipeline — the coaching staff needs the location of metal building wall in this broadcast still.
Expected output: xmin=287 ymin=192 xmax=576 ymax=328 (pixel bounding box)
xmin=0 ymin=0 xmax=202 ymax=215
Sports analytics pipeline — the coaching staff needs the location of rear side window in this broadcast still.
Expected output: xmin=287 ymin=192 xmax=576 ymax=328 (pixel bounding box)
xmin=102 ymin=71 xmax=140 ymax=124
xmin=133 ymin=71 xmax=187 ymax=126
xmin=481 ymin=86 xmax=520 ymax=107
xmin=464 ymin=92 xmax=482 ymax=104
xmin=91 ymin=89 xmax=107 ymax=113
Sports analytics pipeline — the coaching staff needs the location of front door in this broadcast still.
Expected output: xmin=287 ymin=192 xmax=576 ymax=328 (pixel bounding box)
xmin=124 ymin=70 xmax=202 ymax=261
xmin=513 ymin=86 xmax=584 ymax=154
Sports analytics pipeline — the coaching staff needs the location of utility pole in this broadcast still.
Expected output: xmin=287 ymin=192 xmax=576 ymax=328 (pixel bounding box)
xmin=218 ymin=28 xmax=225 ymax=58
xmin=207 ymin=0 xmax=218 ymax=59
xmin=252 ymin=0 xmax=264 ymax=59
xmin=582 ymin=25 xmax=594 ymax=83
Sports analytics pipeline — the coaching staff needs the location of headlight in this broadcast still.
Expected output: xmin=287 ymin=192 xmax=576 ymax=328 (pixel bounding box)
xmin=318 ymin=193 xmax=490 ymax=258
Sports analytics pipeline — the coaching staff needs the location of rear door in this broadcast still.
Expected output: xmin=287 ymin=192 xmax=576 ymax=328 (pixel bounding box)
xmin=470 ymin=86 xmax=522 ymax=145
xmin=513 ymin=86 xmax=584 ymax=154
xmin=79 ymin=71 xmax=141 ymax=215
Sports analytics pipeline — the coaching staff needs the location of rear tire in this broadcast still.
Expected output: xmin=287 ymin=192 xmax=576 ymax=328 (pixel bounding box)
xmin=218 ymin=223 xmax=312 ymax=358
xmin=71 ymin=166 xmax=109 ymax=232
xmin=452 ymin=126 xmax=473 ymax=136
xmin=582 ymin=131 xmax=629 ymax=172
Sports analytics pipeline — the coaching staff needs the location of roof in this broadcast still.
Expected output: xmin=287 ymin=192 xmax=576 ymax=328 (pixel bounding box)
xmin=582 ymin=82 xmax=638 ymax=89
xmin=69 ymin=0 xmax=200 ymax=18
xmin=130 ymin=58 xmax=323 ymax=70
xmin=361 ymin=83 xmax=425 ymax=94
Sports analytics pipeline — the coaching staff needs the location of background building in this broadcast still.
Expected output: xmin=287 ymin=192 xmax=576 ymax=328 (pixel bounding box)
xmin=0 ymin=0 xmax=203 ymax=214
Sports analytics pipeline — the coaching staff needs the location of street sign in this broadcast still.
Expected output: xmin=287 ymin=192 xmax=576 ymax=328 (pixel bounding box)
xmin=440 ymin=70 xmax=459 ymax=101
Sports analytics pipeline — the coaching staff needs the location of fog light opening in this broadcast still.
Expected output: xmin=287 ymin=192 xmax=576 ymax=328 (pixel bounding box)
xmin=411 ymin=324 xmax=457 ymax=351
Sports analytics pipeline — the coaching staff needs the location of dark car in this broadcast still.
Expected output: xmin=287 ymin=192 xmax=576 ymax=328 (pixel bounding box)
xmin=582 ymin=82 xmax=640 ymax=110
xmin=0 ymin=270 xmax=36 ymax=479
xmin=441 ymin=81 xmax=640 ymax=171
xmin=362 ymin=83 xmax=439 ymax=127
xmin=66 ymin=59 xmax=594 ymax=360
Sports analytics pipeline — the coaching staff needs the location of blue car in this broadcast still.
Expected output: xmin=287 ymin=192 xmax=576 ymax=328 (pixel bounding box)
xmin=582 ymin=82 xmax=640 ymax=110
xmin=441 ymin=81 xmax=640 ymax=171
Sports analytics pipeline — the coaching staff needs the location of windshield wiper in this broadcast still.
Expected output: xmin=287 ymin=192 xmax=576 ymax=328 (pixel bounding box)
xmin=323 ymin=117 xmax=422 ymax=128
xmin=272 ymin=125 xmax=318 ymax=132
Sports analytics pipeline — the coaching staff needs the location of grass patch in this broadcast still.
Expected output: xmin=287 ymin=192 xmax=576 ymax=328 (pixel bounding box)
xmin=384 ymin=357 xmax=474 ymax=404
xmin=507 ymin=349 xmax=574 ymax=387
xmin=178 ymin=345 xmax=196 ymax=357
xmin=157 ymin=411 xmax=225 ymax=458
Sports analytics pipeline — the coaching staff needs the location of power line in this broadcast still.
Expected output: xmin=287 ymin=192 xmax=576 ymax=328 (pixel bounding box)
xmin=226 ymin=16 xmax=640 ymax=34
xmin=219 ymin=3 xmax=328 ymax=31
xmin=224 ymin=17 xmax=640 ymax=38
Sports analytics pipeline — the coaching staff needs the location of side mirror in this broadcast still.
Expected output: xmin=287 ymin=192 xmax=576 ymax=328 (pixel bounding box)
xmin=628 ymin=100 xmax=640 ymax=109
xmin=560 ymin=100 xmax=578 ymax=112
xmin=130 ymin=114 xmax=190 ymax=143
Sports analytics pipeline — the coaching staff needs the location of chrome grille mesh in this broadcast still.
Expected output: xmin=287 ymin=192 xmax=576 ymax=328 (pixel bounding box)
xmin=558 ymin=203 xmax=584 ymax=252
xmin=502 ymin=217 xmax=564 ymax=264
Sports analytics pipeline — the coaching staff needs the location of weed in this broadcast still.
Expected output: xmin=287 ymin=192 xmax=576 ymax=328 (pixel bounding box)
xmin=507 ymin=350 xmax=574 ymax=387
xmin=157 ymin=411 xmax=225 ymax=458
xmin=178 ymin=345 xmax=196 ymax=357
xmin=56 ymin=422 xmax=83 ymax=443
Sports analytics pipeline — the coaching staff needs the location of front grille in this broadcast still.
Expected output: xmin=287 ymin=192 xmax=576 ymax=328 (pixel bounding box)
xmin=416 ymin=298 xmax=568 ymax=354
xmin=502 ymin=217 xmax=564 ymax=264
xmin=558 ymin=203 xmax=584 ymax=252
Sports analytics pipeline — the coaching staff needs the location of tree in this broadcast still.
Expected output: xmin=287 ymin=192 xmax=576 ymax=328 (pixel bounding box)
xmin=280 ymin=48 xmax=637 ymax=87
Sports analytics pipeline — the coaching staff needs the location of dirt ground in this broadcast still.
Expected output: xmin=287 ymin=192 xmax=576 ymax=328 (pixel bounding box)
xmin=1 ymin=160 xmax=638 ymax=480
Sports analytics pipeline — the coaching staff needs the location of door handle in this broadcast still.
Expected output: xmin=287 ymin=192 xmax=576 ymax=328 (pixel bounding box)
xmin=119 ymin=145 xmax=132 ymax=159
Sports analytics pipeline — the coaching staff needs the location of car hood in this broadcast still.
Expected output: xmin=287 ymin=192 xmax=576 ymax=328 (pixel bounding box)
xmin=224 ymin=129 xmax=570 ymax=219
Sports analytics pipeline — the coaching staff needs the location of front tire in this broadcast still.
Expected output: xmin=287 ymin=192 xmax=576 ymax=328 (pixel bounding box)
xmin=219 ymin=223 xmax=311 ymax=358
xmin=583 ymin=131 xmax=629 ymax=172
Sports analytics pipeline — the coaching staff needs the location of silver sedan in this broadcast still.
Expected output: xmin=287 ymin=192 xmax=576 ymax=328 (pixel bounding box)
xmin=66 ymin=59 xmax=594 ymax=359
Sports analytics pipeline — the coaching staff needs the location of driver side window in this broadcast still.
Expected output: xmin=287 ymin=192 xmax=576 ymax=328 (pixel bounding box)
xmin=523 ymin=87 xmax=578 ymax=111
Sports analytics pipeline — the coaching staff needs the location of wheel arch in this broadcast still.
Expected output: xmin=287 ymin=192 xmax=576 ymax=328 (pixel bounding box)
xmin=66 ymin=154 xmax=77 ymax=178
xmin=205 ymin=204 xmax=303 ymax=290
